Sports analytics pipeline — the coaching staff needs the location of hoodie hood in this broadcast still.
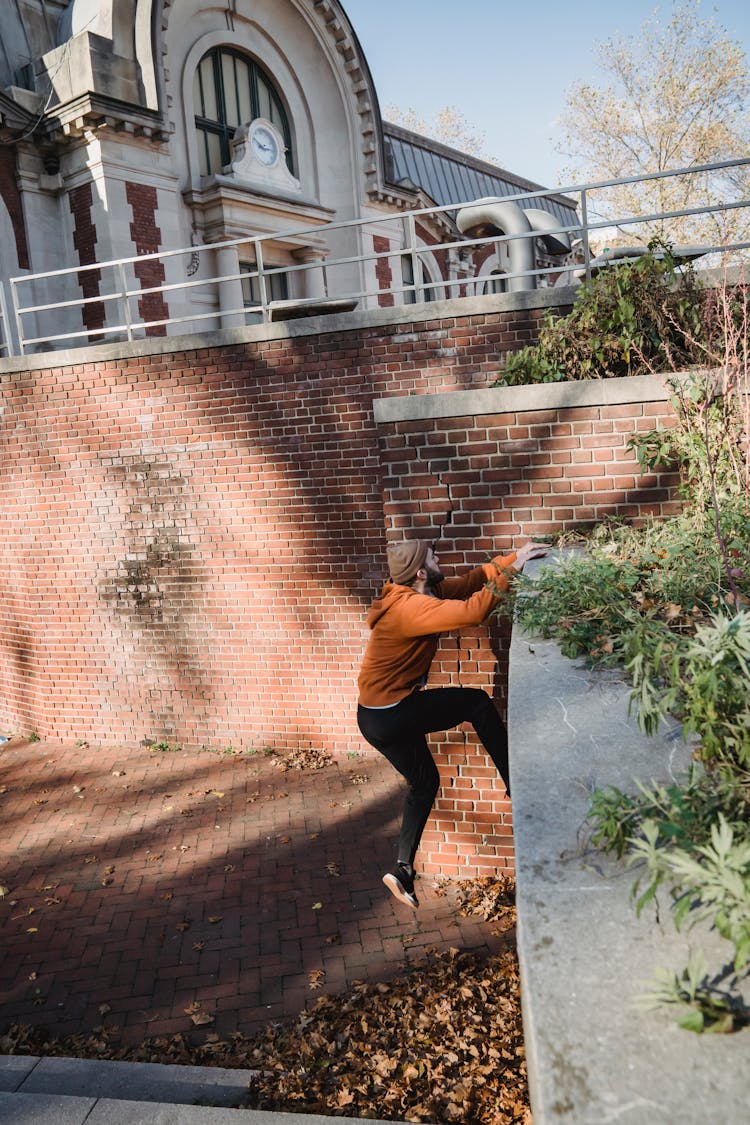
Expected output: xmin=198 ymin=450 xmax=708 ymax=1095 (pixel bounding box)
xmin=366 ymin=581 xmax=413 ymax=629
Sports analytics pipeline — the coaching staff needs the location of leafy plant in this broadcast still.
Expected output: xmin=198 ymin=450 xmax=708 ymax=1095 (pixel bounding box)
xmin=628 ymin=611 xmax=750 ymax=770
xmin=586 ymin=772 xmax=750 ymax=1028
xmin=506 ymin=260 xmax=750 ymax=1028
xmin=494 ymin=241 xmax=707 ymax=385
xmin=147 ymin=740 xmax=182 ymax=753
xmin=637 ymin=951 xmax=749 ymax=1034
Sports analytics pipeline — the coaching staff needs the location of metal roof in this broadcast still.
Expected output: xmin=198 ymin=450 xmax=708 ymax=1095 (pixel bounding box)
xmin=383 ymin=122 xmax=578 ymax=227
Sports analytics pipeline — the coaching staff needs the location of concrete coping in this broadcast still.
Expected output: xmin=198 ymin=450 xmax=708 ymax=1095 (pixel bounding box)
xmin=373 ymin=372 xmax=671 ymax=424
xmin=508 ymin=554 xmax=749 ymax=1125
xmin=0 ymin=287 xmax=571 ymax=376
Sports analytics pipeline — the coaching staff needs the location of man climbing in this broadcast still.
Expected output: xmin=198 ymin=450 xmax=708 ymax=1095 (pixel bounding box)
xmin=357 ymin=536 xmax=547 ymax=909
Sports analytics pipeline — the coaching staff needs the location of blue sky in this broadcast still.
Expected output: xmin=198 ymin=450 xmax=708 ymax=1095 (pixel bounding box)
xmin=341 ymin=0 xmax=750 ymax=189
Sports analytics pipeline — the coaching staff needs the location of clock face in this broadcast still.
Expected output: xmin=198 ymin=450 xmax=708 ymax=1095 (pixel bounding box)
xmin=251 ymin=125 xmax=280 ymax=167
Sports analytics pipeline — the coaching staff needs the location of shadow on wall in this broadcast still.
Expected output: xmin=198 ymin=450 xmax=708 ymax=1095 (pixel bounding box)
xmin=0 ymin=304 xmax=678 ymax=751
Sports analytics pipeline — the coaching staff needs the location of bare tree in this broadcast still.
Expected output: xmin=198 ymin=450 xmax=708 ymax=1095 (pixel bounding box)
xmin=557 ymin=0 xmax=750 ymax=252
xmin=384 ymin=103 xmax=498 ymax=162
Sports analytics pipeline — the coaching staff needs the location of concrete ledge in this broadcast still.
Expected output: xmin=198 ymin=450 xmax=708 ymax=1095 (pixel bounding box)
xmin=18 ymin=1056 xmax=255 ymax=1106
xmin=509 ymin=555 xmax=749 ymax=1125
xmin=0 ymin=1055 xmax=408 ymax=1123
xmin=0 ymin=1054 xmax=39 ymax=1091
xmin=0 ymin=1090 xmax=96 ymax=1123
xmin=373 ymin=373 xmax=669 ymax=424
xmin=0 ymin=287 xmax=573 ymax=376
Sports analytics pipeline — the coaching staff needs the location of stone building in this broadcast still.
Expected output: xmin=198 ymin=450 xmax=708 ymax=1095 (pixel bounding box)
xmin=0 ymin=1 xmax=579 ymax=353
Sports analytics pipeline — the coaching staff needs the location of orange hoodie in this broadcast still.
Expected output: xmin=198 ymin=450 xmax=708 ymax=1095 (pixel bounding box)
xmin=357 ymin=553 xmax=518 ymax=707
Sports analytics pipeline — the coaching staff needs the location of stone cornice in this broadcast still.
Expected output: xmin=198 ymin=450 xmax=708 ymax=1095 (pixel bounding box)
xmin=37 ymin=92 xmax=171 ymax=145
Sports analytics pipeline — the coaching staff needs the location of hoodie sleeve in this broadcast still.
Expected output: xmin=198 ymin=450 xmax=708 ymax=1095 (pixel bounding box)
xmin=438 ymin=553 xmax=518 ymax=599
xmin=391 ymin=554 xmax=518 ymax=638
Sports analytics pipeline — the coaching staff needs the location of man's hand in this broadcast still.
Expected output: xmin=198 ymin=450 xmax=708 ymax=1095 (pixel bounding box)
xmin=513 ymin=541 xmax=549 ymax=572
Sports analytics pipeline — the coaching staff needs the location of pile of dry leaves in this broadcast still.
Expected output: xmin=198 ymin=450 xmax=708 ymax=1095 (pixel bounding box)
xmin=272 ymin=745 xmax=333 ymax=772
xmin=2 ymin=877 xmax=529 ymax=1124
xmin=244 ymin=943 xmax=529 ymax=1124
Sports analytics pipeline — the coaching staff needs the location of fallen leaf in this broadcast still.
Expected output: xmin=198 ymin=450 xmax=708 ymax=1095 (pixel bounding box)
xmin=193 ymin=942 xmax=205 ymax=952
xmin=190 ymin=1012 xmax=215 ymax=1027
xmin=98 ymin=1004 xmax=111 ymax=1016
xmin=311 ymin=902 xmax=323 ymax=910
xmin=176 ymin=920 xmax=191 ymax=931
xmin=207 ymin=916 xmax=223 ymax=924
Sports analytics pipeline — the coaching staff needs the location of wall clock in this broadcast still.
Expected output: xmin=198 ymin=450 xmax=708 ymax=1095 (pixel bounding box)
xmin=249 ymin=122 xmax=280 ymax=168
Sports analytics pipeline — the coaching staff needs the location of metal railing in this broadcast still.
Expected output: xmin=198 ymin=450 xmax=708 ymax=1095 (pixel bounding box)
xmin=1 ymin=157 xmax=748 ymax=358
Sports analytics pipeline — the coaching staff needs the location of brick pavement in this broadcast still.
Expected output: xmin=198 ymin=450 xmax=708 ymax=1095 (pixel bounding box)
xmin=0 ymin=739 xmax=509 ymax=1048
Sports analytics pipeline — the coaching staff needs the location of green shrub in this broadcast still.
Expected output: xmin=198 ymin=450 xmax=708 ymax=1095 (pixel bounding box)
xmin=494 ymin=241 xmax=707 ymax=385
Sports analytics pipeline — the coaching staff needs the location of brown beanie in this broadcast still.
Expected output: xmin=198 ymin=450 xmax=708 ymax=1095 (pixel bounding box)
xmin=387 ymin=539 xmax=430 ymax=586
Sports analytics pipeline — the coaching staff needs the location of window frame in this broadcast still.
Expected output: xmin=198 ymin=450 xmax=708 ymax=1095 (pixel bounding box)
xmin=240 ymin=259 xmax=290 ymax=322
xmin=194 ymin=47 xmax=294 ymax=176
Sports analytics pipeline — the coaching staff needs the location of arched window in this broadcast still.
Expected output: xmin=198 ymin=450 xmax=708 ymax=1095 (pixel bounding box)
xmin=401 ymin=255 xmax=439 ymax=304
xmin=485 ymin=269 xmax=508 ymax=295
xmin=193 ymin=47 xmax=293 ymax=176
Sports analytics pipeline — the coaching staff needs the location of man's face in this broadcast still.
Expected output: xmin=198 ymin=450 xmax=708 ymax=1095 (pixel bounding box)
xmin=423 ymin=546 xmax=444 ymax=587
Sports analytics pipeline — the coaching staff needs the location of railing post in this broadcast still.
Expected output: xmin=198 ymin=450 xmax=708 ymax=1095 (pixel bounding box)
xmin=580 ymin=189 xmax=592 ymax=282
xmin=406 ymin=212 xmax=421 ymax=302
xmin=118 ymin=262 xmax=134 ymax=341
xmin=9 ymin=278 xmax=26 ymax=356
xmin=0 ymin=280 xmax=13 ymax=357
xmin=255 ymin=239 xmax=270 ymax=321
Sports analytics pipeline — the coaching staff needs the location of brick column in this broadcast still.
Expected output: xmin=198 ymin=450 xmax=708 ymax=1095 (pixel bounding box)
xmin=126 ymin=181 xmax=169 ymax=335
xmin=69 ymin=182 xmax=105 ymax=339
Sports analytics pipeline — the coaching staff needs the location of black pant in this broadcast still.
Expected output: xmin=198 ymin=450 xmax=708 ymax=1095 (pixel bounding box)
xmin=357 ymin=688 xmax=510 ymax=867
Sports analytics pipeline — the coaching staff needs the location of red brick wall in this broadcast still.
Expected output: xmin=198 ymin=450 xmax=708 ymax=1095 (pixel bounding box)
xmin=125 ymin=182 xmax=169 ymax=334
xmin=376 ymin=395 xmax=681 ymax=872
xmin=0 ymin=304 xmax=680 ymax=875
